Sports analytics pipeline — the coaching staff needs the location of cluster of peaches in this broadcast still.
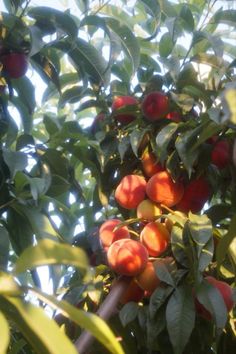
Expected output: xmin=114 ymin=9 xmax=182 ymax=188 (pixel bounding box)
xmin=96 ymin=92 xmax=233 ymax=315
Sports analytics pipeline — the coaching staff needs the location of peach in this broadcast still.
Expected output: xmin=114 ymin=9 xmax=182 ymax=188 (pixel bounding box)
xmin=211 ymin=140 xmax=230 ymax=169
xmin=136 ymin=199 xmax=162 ymax=221
xmin=141 ymin=149 xmax=164 ymax=177
xmin=176 ymin=177 xmax=210 ymax=213
xmin=115 ymin=174 xmax=147 ymax=209
xmin=195 ymin=276 xmax=234 ymax=321
xmin=146 ymin=171 xmax=184 ymax=207
xmin=140 ymin=221 xmax=170 ymax=257
xmin=112 ymin=96 xmax=138 ymax=125
xmin=120 ymin=278 xmax=144 ymax=304
xmin=107 ymin=239 xmax=148 ymax=276
xmin=1 ymin=52 xmax=28 ymax=79
xmin=136 ymin=261 xmax=161 ymax=293
xmin=99 ymin=219 xmax=130 ymax=248
xmin=142 ymin=91 xmax=169 ymax=121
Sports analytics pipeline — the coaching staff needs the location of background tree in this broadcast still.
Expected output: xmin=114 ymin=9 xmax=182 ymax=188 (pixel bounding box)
xmin=0 ymin=0 xmax=235 ymax=353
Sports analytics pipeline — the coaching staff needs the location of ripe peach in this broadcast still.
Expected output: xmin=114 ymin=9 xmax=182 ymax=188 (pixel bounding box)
xmin=141 ymin=149 xmax=164 ymax=177
xmin=99 ymin=219 xmax=130 ymax=248
xmin=1 ymin=52 xmax=28 ymax=79
xmin=120 ymin=278 xmax=144 ymax=304
xmin=112 ymin=95 xmax=138 ymax=124
xmin=115 ymin=174 xmax=147 ymax=209
xmin=166 ymin=111 xmax=181 ymax=123
xmin=140 ymin=221 xmax=170 ymax=257
xmin=176 ymin=177 xmax=210 ymax=213
xmin=107 ymin=239 xmax=148 ymax=276
xmin=146 ymin=170 xmax=184 ymax=207
xmin=211 ymin=140 xmax=230 ymax=169
xmin=142 ymin=91 xmax=169 ymax=121
xmin=136 ymin=199 xmax=162 ymax=221
xmin=136 ymin=261 xmax=161 ymax=293
xmin=195 ymin=276 xmax=234 ymax=321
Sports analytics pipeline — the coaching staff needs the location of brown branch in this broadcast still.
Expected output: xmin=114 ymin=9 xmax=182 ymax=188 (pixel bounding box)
xmin=74 ymin=276 xmax=131 ymax=354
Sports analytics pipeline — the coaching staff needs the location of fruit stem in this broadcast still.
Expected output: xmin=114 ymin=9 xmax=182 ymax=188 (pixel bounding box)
xmin=74 ymin=276 xmax=131 ymax=353
xmin=160 ymin=204 xmax=175 ymax=214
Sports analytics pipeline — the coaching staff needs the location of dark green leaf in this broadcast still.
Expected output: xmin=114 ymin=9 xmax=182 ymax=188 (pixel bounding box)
xmin=0 ymin=226 xmax=10 ymax=270
xmin=166 ymin=285 xmax=195 ymax=354
xmin=196 ymin=279 xmax=228 ymax=329
xmin=119 ymin=302 xmax=139 ymax=327
xmin=156 ymin=123 xmax=178 ymax=163
xmin=216 ymin=215 xmax=236 ymax=272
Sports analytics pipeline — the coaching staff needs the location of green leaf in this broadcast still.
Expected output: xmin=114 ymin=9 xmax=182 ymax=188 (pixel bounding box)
xmin=156 ymin=123 xmax=178 ymax=163
xmin=211 ymin=9 xmax=236 ymax=27
xmin=27 ymin=288 xmax=125 ymax=354
xmin=0 ymin=310 xmax=10 ymax=354
xmin=119 ymin=302 xmax=139 ymax=327
xmin=171 ymin=225 xmax=189 ymax=267
xmin=175 ymin=127 xmax=200 ymax=176
xmin=149 ymin=286 xmax=173 ymax=319
xmin=2 ymin=150 xmax=28 ymax=179
xmin=0 ymin=226 xmax=9 ymax=270
xmin=154 ymin=260 xmax=176 ymax=287
xmin=188 ymin=213 xmax=212 ymax=249
xmin=216 ymin=215 xmax=236 ymax=272
xmin=28 ymin=6 xmax=78 ymax=40
xmin=196 ymin=279 xmax=228 ymax=329
xmin=159 ymin=32 xmax=174 ymax=57
xmin=0 ymin=296 xmax=78 ymax=354
xmin=166 ymin=285 xmax=195 ymax=354
xmin=12 ymin=76 xmax=36 ymax=122
xmin=179 ymin=4 xmax=194 ymax=32
xmin=14 ymin=239 xmax=88 ymax=274
xmin=58 ymin=86 xmax=86 ymax=108
xmin=67 ymin=38 xmax=110 ymax=86
xmin=11 ymin=204 xmax=61 ymax=241
xmin=105 ymin=17 xmax=140 ymax=76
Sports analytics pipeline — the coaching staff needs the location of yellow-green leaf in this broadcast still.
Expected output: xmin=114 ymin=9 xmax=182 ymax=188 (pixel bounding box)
xmin=0 ymin=311 xmax=10 ymax=354
xmin=0 ymin=296 xmax=77 ymax=354
xmin=0 ymin=272 xmax=21 ymax=296
xmin=28 ymin=287 xmax=125 ymax=354
xmin=14 ymin=239 xmax=88 ymax=274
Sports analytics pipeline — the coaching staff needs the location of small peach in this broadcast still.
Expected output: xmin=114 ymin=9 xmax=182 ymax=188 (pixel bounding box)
xmin=140 ymin=221 xmax=170 ymax=257
xmin=137 ymin=199 xmax=162 ymax=221
xmin=99 ymin=219 xmax=130 ymax=248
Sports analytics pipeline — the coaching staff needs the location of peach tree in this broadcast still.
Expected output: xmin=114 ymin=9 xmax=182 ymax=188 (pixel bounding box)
xmin=0 ymin=0 xmax=235 ymax=353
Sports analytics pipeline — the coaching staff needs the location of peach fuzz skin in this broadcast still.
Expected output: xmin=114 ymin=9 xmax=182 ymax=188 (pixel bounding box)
xmin=146 ymin=170 xmax=184 ymax=207
xmin=140 ymin=221 xmax=170 ymax=257
xmin=142 ymin=91 xmax=169 ymax=121
xmin=137 ymin=199 xmax=162 ymax=221
xmin=107 ymin=239 xmax=148 ymax=276
xmin=120 ymin=279 xmax=144 ymax=304
xmin=99 ymin=219 xmax=130 ymax=248
xmin=115 ymin=174 xmax=147 ymax=209
xmin=141 ymin=150 xmax=164 ymax=177
xmin=112 ymin=96 xmax=138 ymax=125
xmin=136 ymin=261 xmax=161 ymax=293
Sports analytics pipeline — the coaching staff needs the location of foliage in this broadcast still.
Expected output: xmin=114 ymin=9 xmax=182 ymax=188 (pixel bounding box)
xmin=0 ymin=0 xmax=235 ymax=353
